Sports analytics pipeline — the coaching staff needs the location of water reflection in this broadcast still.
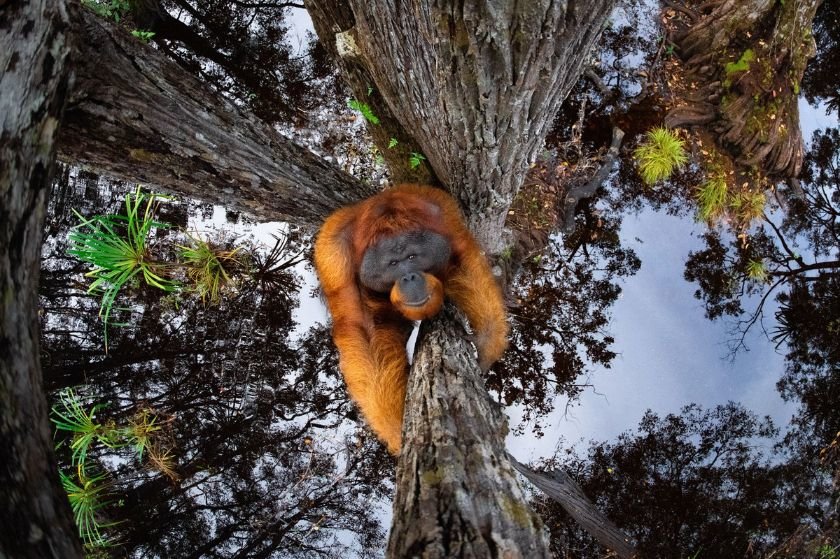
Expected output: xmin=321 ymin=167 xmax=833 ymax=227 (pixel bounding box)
xmin=519 ymin=0 xmax=840 ymax=555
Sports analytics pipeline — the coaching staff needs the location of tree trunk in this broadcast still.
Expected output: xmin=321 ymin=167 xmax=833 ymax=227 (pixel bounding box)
xmin=389 ymin=307 xmax=551 ymax=558
xmin=0 ymin=2 xmax=83 ymax=557
xmin=665 ymin=0 xmax=821 ymax=178
xmin=58 ymin=7 xmax=374 ymax=226
xmin=307 ymin=1 xmax=618 ymax=555
xmin=305 ymin=1 xmax=441 ymax=187
xmin=307 ymin=0 xmax=615 ymax=251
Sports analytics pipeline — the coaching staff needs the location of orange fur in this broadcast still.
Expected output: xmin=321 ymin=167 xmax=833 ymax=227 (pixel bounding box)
xmin=313 ymin=184 xmax=508 ymax=454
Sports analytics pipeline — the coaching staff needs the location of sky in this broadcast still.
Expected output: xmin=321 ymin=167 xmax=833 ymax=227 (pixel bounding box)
xmin=506 ymin=210 xmax=794 ymax=461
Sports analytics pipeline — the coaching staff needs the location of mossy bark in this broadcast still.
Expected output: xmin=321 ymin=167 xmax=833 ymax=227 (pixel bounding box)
xmin=665 ymin=0 xmax=821 ymax=178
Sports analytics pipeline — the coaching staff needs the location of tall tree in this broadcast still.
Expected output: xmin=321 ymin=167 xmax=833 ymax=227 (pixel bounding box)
xmin=305 ymin=2 xmax=618 ymax=555
xmin=60 ymin=6 xmax=371 ymax=225
xmin=132 ymin=0 xmax=337 ymax=126
xmin=0 ymin=1 xmax=82 ymax=557
xmin=307 ymin=1 xmax=614 ymax=248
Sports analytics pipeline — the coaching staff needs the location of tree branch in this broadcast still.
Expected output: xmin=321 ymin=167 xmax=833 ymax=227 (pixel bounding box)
xmin=59 ymin=5 xmax=373 ymax=226
xmin=563 ymin=126 xmax=625 ymax=233
xmin=507 ymin=454 xmax=637 ymax=559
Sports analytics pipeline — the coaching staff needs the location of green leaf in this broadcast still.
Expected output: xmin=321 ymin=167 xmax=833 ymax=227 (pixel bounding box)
xmin=347 ymin=99 xmax=380 ymax=125
xmin=68 ymin=187 xmax=177 ymax=348
xmin=131 ymin=29 xmax=156 ymax=43
xmin=409 ymin=152 xmax=426 ymax=169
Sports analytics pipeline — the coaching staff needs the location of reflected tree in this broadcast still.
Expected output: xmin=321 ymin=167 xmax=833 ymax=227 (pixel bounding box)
xmin=496 ymin=205 xmax=640 ymax=432
xmin=678 ymin=127 xmax=840 ymax=554
xmin=663 ymin=0 xmax=821 ymax=179
xmin=683 ymin=128 xmax=839 ymax=453
xmin=533 ymin=403 xmax=824 ymax=559
xmin=802 ymin=0 xmax=840 ymax=114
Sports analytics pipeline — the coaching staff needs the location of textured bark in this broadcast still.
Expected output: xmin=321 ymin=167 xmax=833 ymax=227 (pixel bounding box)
xmin=0 ymin=1 xmax=83 ymax=557
xmin=389 ymin=306 xmax=551 ymax=558
xmin=58 ymin=7 xmax=373 ymax=226
xmin=306 ymin=0 xmax=615 ymax=251
xmin=665 ymin=0 xmax=821 ymax=178
xmin=306 ymin=1 xmax=440 ymax=186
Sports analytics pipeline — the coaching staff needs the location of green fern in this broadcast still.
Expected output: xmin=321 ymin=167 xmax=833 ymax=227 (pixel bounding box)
xmin=634 ymin=127 xmax=688 ymax=185
xmin=178 ymin=235 xmax=239 ymax=305
xmin=51 ymin=390 xmax=113 ymax=470
xmin=818 ymin=544 xmax=838 ymax=559
xmin=81 ymin=0 xmax=132 ymax=23
xmin=347 ymin=99 xmax=380 ymax=125
xmin=130 ymin=29 xmax=155 ymax=43
xmin=409 ymin=152 xmax=426 ymax=169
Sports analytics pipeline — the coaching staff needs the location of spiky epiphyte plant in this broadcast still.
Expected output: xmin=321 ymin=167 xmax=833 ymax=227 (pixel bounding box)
xmin=59 ymin=469 xmax=116 ymax=548
xmin=52 ymin=393 xmax=175 ymax=549
xmin=147 ymin=443 xmax=181 ymax=482
xmin=51 ymin=389 xmax=120 ymax=470
xmin=634 ymin=127 xmax=689 ymax=185
xmin=68 ymin=187 xmax=177 ymax=345
xmin=125 ymin=407 xmax=161 ymax=460
xmin=731 ymin=189 xmax=767 ymax=225
xmin=179 ymin=235 xmax=240 ymax=304
xmin=746 ymin=259 xmax=769 ymax=283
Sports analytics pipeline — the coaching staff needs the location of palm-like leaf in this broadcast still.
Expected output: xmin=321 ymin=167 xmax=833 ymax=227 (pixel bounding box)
xmin=68 ymin=187 xmax=177 ymax=346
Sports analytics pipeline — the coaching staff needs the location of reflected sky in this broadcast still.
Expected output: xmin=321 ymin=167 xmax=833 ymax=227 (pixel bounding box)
xmin=507 ymin=99 xmax=840 ymax=461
